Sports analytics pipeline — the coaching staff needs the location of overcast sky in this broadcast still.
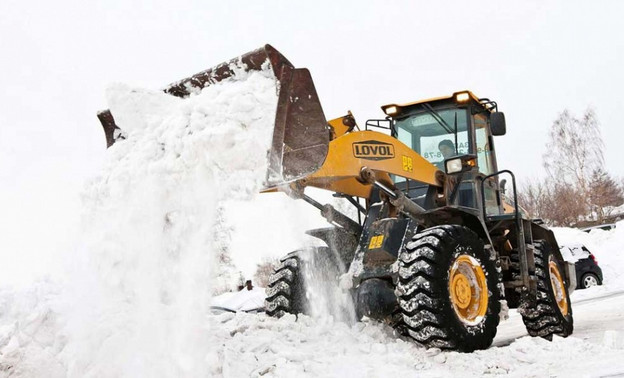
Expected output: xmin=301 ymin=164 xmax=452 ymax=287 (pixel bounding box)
xmin=1 ymin=0 xmax=623 ymax=282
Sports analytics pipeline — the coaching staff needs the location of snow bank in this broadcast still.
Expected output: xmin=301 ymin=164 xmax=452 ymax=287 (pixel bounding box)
xmin=0 ymin=282 xmax=65 ymax=377
xmin=207 ymin=312 xmax=623 ymax=377
xmin=0 ymin=64 xmax=279 ymax=377
xmin=554 ymin=220 xmax=624 ymax=290
xmin=211 ymin=288 xmax=266 ymax=312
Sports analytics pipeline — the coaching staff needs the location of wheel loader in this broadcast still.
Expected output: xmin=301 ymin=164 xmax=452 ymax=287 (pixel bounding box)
xmin=97 ymin=44 xmax=575 ymax=352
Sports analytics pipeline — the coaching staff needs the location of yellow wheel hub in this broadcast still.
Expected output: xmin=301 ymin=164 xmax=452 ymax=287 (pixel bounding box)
xmin=449 ymin=255 xmax=488 ymax=325
xmin=549 ymin=260 xmax=569 ymax=316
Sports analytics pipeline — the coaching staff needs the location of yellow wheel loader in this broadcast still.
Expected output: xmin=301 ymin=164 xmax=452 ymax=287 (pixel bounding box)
xmin=98 ymin=45 xmax=574 ymax=352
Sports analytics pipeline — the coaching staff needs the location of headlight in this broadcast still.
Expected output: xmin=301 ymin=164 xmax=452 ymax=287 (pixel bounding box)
xmin=445 ymin=158 xmax=464 ymax=174
xmin=384 ymin=105 xmax=399 ymax=116
xmin=455 ymin=92 xmax=470 ymax=102
xmin=444 ymin=155 xmax=477 ymax=174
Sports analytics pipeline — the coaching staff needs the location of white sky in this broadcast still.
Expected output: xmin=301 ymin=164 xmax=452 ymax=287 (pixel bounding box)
xmin=1 ymin=0 xmax=623 ymax=282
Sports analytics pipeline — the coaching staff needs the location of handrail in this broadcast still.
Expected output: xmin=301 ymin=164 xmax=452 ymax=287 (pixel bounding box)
xmin=478 ymin=169 xmax=518 ymax=223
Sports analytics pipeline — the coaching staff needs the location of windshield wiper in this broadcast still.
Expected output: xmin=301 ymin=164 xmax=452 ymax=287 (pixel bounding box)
xmin=453 ymin=112 xmax=458 ymax=154
xmin=422 ymin=104 xmax=453 ymax=134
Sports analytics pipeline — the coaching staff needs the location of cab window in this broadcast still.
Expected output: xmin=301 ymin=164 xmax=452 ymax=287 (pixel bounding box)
xmin=395 ymin=108 xmax=469 ymax=180
xmin=474 ymin=113 xmax=495 ymax=175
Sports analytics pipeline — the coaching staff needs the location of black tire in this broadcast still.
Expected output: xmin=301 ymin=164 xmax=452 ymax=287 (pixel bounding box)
xmin=265 ymin=254 xmax=307 ymax=317
xmin=265 ymin=247 xmax=348 ymax=318
xmin=396 ymin=225 xmax=501 ymax=352
xmin=580 ymin=272 xmax=600 ymax=289
xmin=519 ymin=240 xmax=573 ymax=339
xmin=390 ymin=307 xmax=409 ymax=336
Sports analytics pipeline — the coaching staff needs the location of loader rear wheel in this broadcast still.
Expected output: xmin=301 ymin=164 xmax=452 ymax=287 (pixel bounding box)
xmin=396 ymin=225 xmax=501 ymax=352
xmin=519 ymin=240 xmax=573 ymax=339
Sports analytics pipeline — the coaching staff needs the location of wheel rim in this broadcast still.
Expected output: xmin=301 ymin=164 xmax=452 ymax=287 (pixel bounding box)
xmin=548 ymin=260 xmax=569 ymax=316
xmin=449 ymin=255 xmax=488 ymax=325
xmin=583 ymin=274 xmax=598 ymax=288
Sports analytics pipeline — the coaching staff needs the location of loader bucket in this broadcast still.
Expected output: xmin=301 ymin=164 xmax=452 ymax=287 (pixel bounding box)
xmin=97 ymin=44 xmax=329 ymax=186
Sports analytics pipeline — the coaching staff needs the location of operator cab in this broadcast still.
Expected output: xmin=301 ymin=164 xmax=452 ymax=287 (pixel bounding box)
xmin=381 ymin=91 xmax=506 ymax=216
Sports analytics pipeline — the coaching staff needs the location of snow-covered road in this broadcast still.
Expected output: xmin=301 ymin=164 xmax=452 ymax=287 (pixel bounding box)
xmin=201 ymin=286 xmax=624 ymax=378
xmin=495 ymin=289 xmax=624 ymax=349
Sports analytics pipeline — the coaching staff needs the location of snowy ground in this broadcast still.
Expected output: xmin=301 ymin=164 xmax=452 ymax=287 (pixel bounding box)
xmin=1 ymin=62 xmax=623 ymax=376
xmin=2 ymin=280 xmax=624 ymax=377
xmin=205 ymin=292 xmax=624 ymax=377
xmin=202 ymin=222 xmax=624 ymax=377
xmin=495 ymin=290 xmax=624 ymax=349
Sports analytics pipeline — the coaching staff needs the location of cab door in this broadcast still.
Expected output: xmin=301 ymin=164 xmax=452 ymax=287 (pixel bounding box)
xmin=473 ymin=113 xmax=502 ymax=216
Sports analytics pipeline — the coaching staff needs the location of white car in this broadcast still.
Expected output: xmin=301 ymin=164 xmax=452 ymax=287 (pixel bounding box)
xmin=211 ymin=287 xmax=266 ymax=313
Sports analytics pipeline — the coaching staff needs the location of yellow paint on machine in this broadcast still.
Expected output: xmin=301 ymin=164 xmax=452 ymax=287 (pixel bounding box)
xmin=301 ymin=130 xmax=442 ymax=198
xmin=368 ymin=235 xmax=384 ymax=249
xmin=402 ymin=156 xmax=413 ymax=173
xmin=328 ymin=112 xmax=356 ymax=138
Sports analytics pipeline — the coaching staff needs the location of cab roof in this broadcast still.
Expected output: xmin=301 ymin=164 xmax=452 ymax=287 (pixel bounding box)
xmin=381 ymin=90 xmax=496 ymax=115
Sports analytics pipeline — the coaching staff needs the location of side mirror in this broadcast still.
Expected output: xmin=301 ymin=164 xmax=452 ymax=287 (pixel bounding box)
xmin=491 ymin=112 xmax=506 ymax=136
xmin=499 ymin=179 xmax=507 ymax=195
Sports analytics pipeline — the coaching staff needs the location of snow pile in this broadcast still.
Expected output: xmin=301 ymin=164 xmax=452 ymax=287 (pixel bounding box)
xmin=559 ymin=243 xmax=588 ymax=263
xmin=211 ymin=288 xmax=266 ymax=312
xmin=299 ymin=248 xmax=357 ymax=323
xmin=65 ymin=68 xmax=278 ymax=376
xmin=554 ymin=220 xmax=624 ymax=289
xmin=206 ymin=312 xmax=623 ymax=377
xmin=0 ymin=282 xmax=65 ymax=377
xmin=0 ymin=64 xmax=279 ymax=377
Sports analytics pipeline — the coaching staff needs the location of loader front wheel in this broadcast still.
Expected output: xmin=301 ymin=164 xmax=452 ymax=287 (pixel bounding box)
xmin=265 ymin=254 xmax=307 ymax=317
xmin=265 ymin=246 xmax=347 ymax=318
xmin=396 ymin=225 xmax=501 ymax=352
xmin=519 ymin=240 xmax=573 ymax=339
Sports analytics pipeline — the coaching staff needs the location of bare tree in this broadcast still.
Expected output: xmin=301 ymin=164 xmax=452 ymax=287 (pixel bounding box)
xmin=253 ymin=257 xmax=281 ymax=288
xmin=543 ymin=108 xmax=604 ymax=194
xmin=588 ymin=168 xmax=624 ymax=222
xmin=547 ymin=183 xmax=587 ymax=226
xmin=518 ymin=179 xmax=585 ymax=226
xmin=528 ymin=107 xmax=607 ymax=226
xmin=517 ymin=180 xmax=548 ymax=220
